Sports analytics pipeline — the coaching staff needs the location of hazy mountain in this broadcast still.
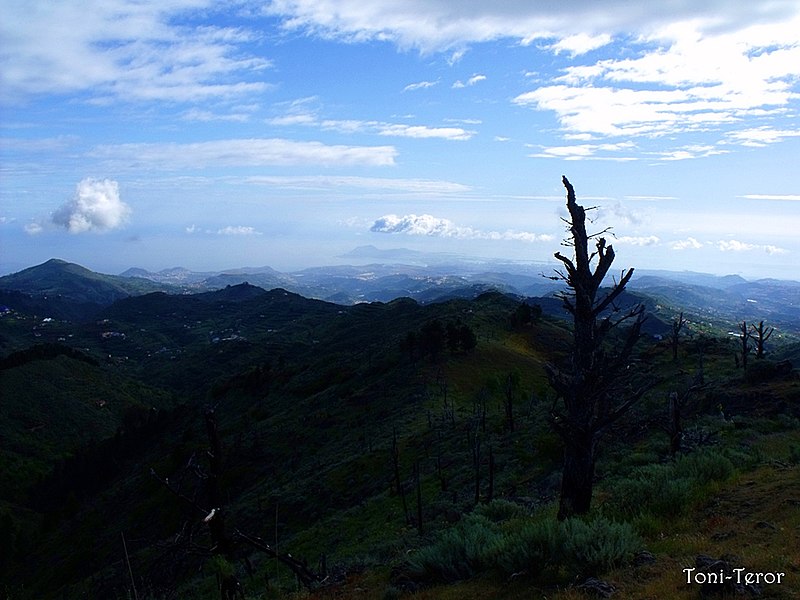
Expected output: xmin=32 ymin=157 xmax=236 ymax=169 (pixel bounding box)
xmin=3 ymin=257 xmax=799 ymax=334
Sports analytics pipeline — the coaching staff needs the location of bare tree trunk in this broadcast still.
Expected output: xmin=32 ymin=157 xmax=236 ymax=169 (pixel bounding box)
xmin=750 ymin=320 xmax=774 ymax=359
xmin=558 ymin=432 xmax=596 ymax=520
xmin=546 ymin=176 xmax=652 ymax=521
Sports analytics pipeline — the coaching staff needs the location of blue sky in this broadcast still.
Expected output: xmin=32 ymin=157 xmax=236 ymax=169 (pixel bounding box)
xmin=2 ymin=1 xmax=800 ymax=279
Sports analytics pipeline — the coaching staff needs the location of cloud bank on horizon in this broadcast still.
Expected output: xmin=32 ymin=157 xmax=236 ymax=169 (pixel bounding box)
xmin=1 ymin=0 xmax=799 ymax=278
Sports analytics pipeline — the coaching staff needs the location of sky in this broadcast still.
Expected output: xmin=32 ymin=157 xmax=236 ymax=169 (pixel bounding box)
xmin=2 ymin=1 xmax=800 ymax=280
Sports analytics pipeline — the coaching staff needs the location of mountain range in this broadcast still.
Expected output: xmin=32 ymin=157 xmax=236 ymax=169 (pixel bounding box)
xmin=2 ymin=250 xmax=799 ymax=336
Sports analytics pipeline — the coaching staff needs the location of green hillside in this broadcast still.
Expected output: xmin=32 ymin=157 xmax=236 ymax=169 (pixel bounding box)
xmin=0 ymin=274 xmax=798 ymax=599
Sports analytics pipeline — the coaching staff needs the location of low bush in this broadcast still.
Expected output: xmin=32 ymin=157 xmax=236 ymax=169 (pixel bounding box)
xmin=612 ymin=464 xmax=694 ymax=518
xmin=407 ymin=514 xmax=641 ymax=583
xmin=675 ymin=449 xmax=734 ymax=482
xmin=561 ymin=518 xmax=642 ymax=575
xmin=405 ymin=515 xmax=500 ymax=583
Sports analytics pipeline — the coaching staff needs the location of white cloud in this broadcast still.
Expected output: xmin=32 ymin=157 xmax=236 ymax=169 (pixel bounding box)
xmin=267 ymin=108 xmax=477 ymax=140
xmin=217 ymin=225 xmax=261 ymax=236
xmin=740 ymin=194 xmax=800 ymax=201
xmin=716 ymin=239 xmax=787 ymax=254
xmin=264 ymin=1 xmax=798 ymax=53
xmin=656 ymin=145 xmax=729 ymax=161
xmin=614 ymin=235 xmax=660 ymax=246
xmin=371 ymin=214 xmax=462 ymax=236
xmin=671 ymin=237 xmax=702 ymax=250
xmin=511 ymin=12 xmax=800 ymax=145
xmin=376 ymin=124 xmax=474 ymax=140
xmin=727 ymin=127 xmax=800 ymax=147
xmin=370 ymin=213 xmax=551 ymax=242
xmin=529 ymin=141 xmax=637 ymax=160
xmin=403 ymin=80 xmax=438 ymax=92
xmin=549 ymin=33 xmax=612 ymax=56
xmin=452 ymin=74 xmax=486 ymax=88
xmin=1 ymin=1 xmax=271 ymax=103
xmin=90 ymin=138 xmax=398 ymax=168
xmin=24 ymin=222 xmax=43 ymax=235
xmin=717 ymin=239 xmax=757 ymax=252
xmin=51 ymin=178 xmax=131 ymax=233
xmin=182 ymin=109 xmax=251 ymax=122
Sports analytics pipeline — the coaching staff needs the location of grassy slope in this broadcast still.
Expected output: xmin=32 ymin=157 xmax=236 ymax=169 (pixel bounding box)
xmin=0 ymin=354 xmax=173 ymax=504
xmin=3 ymin=288 xmax=799 ymax=599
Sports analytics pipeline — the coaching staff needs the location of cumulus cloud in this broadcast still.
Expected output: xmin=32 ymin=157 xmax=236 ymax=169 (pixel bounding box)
xmin=716 ymin=240 xmax=787 ymax=254
xmin=671 ymin=237 xmax=703 ymax=250
xmin=614 ymin=235 xmax=660 ymax=246
xmin=51 ymin=178 xmax=131 ymax=233
xmin=370 ymin=213 xmax=551 ymax=242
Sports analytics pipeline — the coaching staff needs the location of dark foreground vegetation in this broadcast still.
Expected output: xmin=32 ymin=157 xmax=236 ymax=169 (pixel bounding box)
xmin=1 ymin=181 xmax=799 ymax=600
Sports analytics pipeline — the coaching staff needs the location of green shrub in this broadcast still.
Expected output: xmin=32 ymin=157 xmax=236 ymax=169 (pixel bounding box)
xmin=408 ymin=514 xmax=641 ymax=584
xmin=405 ymin=515 xmax=501 ymax=582
xmin=491 ymin=518 xmax=562 ymax=577
xmin=675 ymin=449 xmax=734 ymax=483
xmin=612 ymin=464 xmax=694 ymax=518
xmin=561 ymin=518 xmax=642 ymax=575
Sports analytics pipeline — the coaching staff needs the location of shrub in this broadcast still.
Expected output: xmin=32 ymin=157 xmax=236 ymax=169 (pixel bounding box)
xmin=675 ymin=449 xmax=734 ymax=483
xmin=612 ymin=464 xmax=694 ymax=518
xmin=405 ymin=515 xmax=501 ymax=583
xmin=491 ymin=518 xmax=562 ymax=577
xmin=408 ymin=514 xmax=641 ymax=584
xmin=561 ymin=518 xmax=642 ymax=575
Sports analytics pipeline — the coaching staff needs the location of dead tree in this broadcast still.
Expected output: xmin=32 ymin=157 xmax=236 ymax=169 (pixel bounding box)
xmin=545 ymin=176 xmax=651 ymax=520
xmin=664 ymin=384 xmax=704 ymax=456
xmin=737 ymin=321 xmax=751 ymax=373
xmin=750 ymin=320 xmax=774 ymax=359
xmin=671 ymin=312 xmax=687 ymax=361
